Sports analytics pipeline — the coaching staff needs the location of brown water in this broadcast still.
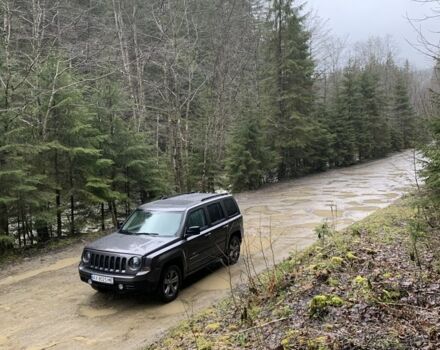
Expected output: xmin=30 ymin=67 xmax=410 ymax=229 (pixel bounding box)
xmin=0 ymin=151 xmax=417 ymax=350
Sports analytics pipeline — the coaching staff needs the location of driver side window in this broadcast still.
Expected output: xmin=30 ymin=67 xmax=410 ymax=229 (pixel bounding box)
xmin=187 ymin=208 xmax=207 ymax=229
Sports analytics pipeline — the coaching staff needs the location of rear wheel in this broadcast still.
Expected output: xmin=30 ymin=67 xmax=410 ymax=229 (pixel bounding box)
xmin=224 ymin=235 xmax=241 ymax=265
xmin=157 ymin=265 xmax=181 ymax=302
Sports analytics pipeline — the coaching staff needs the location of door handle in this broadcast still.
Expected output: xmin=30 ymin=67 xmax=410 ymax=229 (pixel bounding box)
xmin=205 ymin=232 xmax=212 ymax=237
xmin=223 ymin=224 xmax=229 ymax=229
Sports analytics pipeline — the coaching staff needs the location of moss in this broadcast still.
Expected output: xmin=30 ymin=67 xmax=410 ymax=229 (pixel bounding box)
xmin=204 ymin=323 xmax=221 ymax=333
xmin=329 ymin=295 xmax=344 ymax=306
xmin=382 ymin=272 xmax=393 ymax=279
xmin=281 ymin=330 xmax=302 ymax=349
xmin=309 ymin=294 xmax=344 ymax=316
xmin=346 ymin=251 xmax=358 ymax=260
xmin=330 ymin=256 xmax=344 ymax=266
xmin=353 ymin=275 xmax=369 ymax=287
xmin=196 ymin=337 xmax=213 ymax=350
xmin=307 ymin=336 xmax=330 ymax=350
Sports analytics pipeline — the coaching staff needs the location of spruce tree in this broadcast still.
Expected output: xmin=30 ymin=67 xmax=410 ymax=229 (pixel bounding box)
xmin=358 ymin=69 xmax=390 ymax=159
xmin=226 ymin=111 xmax=276 ymax=192
xmin=393 ymin=73 xmax=416 ymax=149
xmin=264 ymin=0 xmax=315 ymax=178
xmin=331 ymin=66 xmax=359 ymax=165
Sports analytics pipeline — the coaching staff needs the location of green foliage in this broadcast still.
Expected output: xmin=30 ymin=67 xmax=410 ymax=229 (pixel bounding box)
xmin=264 ymin=0 xmax=316 ymax=178
xmin=0 ymin=0 xmax=424 ymax=254
xmin=314 ymin=221 xmax=334 ymax=241
xmin=0 ymin=236 xmax=14 ymax=255
xmin=226 ymin=112 xmax=276 ymax=192
xmin=308 ymin=294 xmax=344 ymax=317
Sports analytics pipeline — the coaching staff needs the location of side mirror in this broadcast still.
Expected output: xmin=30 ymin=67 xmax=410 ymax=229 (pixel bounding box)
xmin=117 ymin=221 xmax=124 ymax=229
xmin=186 ymin=226 xmax=201 ymax=237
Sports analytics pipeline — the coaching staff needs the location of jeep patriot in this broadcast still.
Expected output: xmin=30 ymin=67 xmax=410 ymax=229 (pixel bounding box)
xmin=78 ymin=193 xmax=243 ymax=302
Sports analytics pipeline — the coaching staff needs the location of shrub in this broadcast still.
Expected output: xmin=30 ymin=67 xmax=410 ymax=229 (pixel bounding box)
xmin=0 ymin=235 xmax=14 ymax=255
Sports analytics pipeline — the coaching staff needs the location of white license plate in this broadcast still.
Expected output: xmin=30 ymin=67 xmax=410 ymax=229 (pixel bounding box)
xmin=91 ymin=274 xmax=114 ymax=285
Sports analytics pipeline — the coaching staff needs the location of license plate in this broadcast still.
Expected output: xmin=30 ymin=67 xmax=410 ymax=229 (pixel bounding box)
xmin=91 ymin=274 xmax=114 ymax=285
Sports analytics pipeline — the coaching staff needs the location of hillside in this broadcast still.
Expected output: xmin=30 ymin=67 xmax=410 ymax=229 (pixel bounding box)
xmin=149 ymin=198 xmax=440 ymax=350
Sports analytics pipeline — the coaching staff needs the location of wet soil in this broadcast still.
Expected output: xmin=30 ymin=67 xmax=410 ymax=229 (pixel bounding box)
xmin=0 ymin=151 xmax=417 ymax=350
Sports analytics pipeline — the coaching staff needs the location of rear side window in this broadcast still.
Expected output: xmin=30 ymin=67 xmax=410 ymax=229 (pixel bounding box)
xmin=187 ymin=208 xmax=207 ymax=228
xmin=223 ymin=197 xmax=239 ymax=217
xmin=207 ymin=203 xmax=225 ymax=224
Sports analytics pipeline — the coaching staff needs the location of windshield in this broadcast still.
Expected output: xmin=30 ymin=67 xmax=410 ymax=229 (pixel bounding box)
xmin=120 ymin=210 xmax=183 ymax=237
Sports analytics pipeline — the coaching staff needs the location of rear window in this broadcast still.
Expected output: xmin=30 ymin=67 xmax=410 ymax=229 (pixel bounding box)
xmin=223 ymin=197 xmax=239 ymax=217
xmin=207 ymin=203 xmax=225 ymax=224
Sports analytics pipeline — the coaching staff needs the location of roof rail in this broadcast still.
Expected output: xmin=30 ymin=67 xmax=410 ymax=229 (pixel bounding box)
xmin=160 ymin=191 xmax=199 ymax=200
xmin=200 ymin=193 xmax=229 ymax=202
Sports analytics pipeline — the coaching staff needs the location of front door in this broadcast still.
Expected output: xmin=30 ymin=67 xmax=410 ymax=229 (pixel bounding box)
xmin=184 ymin=208 xmax=210 ymax=273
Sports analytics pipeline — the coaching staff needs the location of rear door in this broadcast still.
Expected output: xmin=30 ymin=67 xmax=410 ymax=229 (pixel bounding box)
xmin=205 ymin=202 xmax=228 ymax=261
xmin=184 ymin=207 xmax=210 ymax=273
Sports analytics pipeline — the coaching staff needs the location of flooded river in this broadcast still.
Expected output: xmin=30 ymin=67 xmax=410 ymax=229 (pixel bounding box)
xmin=0 ymin=151 xmax=417 ymax=350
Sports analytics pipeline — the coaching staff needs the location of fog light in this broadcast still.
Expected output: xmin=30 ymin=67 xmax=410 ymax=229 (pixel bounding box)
xmin=118 ymin=284 xmax=124 ymax=290
xmin=88 ymin=279 xmax=92 ymax=285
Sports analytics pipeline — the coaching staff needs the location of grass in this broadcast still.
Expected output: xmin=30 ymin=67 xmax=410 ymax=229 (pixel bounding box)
xmin=147 ymin=197 xmax=440 ymax=350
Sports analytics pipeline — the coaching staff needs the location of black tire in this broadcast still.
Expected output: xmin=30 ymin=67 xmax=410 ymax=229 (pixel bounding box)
xmin=224 ymin=235 xmax=241 ymax=266
xmin=157 ymin=265 xmax=181 ymax=303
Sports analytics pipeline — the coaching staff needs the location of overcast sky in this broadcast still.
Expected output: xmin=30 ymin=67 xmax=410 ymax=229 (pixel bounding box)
xmin=306 ymin=0 xmax=438 ymax=69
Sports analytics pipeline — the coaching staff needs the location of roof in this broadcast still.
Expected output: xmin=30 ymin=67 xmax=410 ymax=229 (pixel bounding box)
xmin=139 ymin=192 xmax=230 ymax=211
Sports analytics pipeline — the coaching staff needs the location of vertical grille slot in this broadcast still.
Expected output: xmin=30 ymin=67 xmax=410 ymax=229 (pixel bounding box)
xmin=110 ymin=256 xmax=115 ymax=271
xmin=116 ymin=257 xmax=121 ymax=271
xmin=121 ymin=257 xmax=127 ymax=271
xmin=104 ymin=256 xmax=109 ymax=270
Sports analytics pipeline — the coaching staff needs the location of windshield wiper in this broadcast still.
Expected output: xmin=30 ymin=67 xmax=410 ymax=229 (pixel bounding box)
xmin=137 ymin=232 xmax=159 ymax=236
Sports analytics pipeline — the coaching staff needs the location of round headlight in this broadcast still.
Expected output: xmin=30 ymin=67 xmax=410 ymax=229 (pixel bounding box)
xmin=82 ymin=250 xmax=91 ymax=264
xmin=128 ymin=256 xmax=142 ymax=270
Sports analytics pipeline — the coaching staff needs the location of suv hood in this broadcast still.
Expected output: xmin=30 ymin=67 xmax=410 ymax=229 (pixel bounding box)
xmin=86 ymin=232 xmax=177 ymax=256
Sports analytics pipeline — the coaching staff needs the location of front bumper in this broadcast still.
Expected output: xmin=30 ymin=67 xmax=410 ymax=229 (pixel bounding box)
xmin=78 ymin=264 xmax=160 ymax=292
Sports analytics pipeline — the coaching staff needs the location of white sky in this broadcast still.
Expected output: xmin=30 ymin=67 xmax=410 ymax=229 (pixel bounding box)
xmin=306 ymin=0 xmax=439 ymax=69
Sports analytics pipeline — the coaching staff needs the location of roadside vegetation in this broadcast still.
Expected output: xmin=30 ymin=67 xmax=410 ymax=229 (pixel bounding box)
xmin=0 ymin=0 xmax=426 ymax=255
xmin=148 ymin=197 xmax=440 ymax=349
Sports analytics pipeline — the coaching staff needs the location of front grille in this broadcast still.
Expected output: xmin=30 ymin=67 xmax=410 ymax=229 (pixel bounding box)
xmin=90 ymin=252 xmax=127 ymax=273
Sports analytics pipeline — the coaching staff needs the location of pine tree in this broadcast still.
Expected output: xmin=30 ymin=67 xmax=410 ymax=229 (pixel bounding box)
xmin=331 ymin=66 xmax=359 ymax=165
xmin=393 ymin=72 xmax=416 ymax=149
xmin=358 ymin=69 xmax=390 ymax=159
xmin=226 ymin=112 xmax=276 ymax=192
xmin=32 ymin=56 xmax=102 ymax=236
xmin=264 ymin=0 xmax=315 ymax=178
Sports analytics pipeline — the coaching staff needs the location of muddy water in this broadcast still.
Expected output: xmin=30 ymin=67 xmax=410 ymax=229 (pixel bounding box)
xmin=0 ymin=151 xmax=417 ymax=350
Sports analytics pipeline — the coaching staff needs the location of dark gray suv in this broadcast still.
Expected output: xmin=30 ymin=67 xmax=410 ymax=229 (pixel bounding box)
xmin=78 ymin=193 xmax=243 ymax=302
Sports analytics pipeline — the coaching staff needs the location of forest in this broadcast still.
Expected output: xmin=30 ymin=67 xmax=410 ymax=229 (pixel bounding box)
xmin=0 ymin=0 xmax=434 ymax=250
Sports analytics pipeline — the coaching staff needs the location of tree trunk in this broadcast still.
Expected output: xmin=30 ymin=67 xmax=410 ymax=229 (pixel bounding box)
xmin=0 ymin=204 xmax=8 ymax=235
xmin=35 ymin=219 xmax=50 ymax=243
xmin=69 ymin=163 xmax=74 ymax=236
xmin=55 ymin=150 xmax=62 ymax=237
xmin=101 ymin=203 xmax=105 ymax=231
xmin=70 ymin=194 xmax=75 ymax=235
xmin=56 ymin=189 xmax=62 ymax=237
xmin=109 ymin=201 xmax=117 ymax=228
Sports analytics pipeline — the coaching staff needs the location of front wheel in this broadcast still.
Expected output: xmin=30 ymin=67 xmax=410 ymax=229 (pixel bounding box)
xmin=157 ymin=265 xmax=181 ymax=302
xmin=224 ymin=235 xmax=241 ymax=266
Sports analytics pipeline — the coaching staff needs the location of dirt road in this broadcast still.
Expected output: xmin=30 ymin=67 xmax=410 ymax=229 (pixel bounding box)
xmin=0 ymin=151 xmax=417 ymax=350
